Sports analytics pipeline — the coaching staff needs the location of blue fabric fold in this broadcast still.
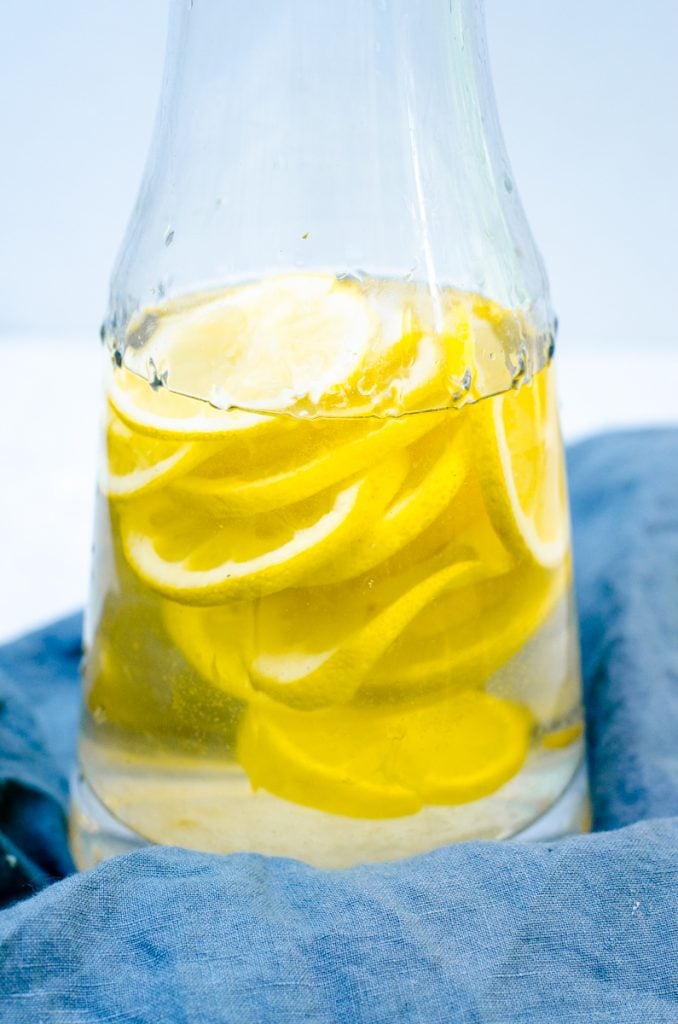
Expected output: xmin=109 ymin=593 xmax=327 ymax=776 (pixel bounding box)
xmin=0 ymin=429 xmax=675 ymax=1023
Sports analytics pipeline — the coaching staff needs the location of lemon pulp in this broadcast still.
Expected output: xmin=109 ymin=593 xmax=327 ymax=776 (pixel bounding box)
xmin=81 ymin=275 xmax=583 ymax=852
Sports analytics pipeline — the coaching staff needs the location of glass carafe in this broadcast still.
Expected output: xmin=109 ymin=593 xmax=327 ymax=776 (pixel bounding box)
xmin=71 ymin=0 xmax=587 ymax=868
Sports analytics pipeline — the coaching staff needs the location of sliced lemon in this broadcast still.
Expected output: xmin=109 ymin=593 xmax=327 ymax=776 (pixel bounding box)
xmin=120 ymin=454 xmax=408 ymax=605
xmin=109 ymin=364 xmax=277 ymax=441
xmin=122 ymin=274 xmax=378 ymax=416
xmin=317 ymin=416 xmax=468 ymax=583
xmin=237 ymin=690 xmax=532 ymax=819
xmin=101 ymin=407 xmax=211 ymax=500
xmin=472 ymin=366 xmax=569 ymax=569
xmin=352 ymin=282 xmax=477 ymax=408
xmin=369 ymin=559 xmax=568 ymax=697
xmin=163 ymin=598 xmax=253 ymax=702
xmin=399 ymin=692 xmax=533 ymax=805
xmin=249 ymin=559 xmax=488 ymax=709
xmin=174 ymin=410 xmax=440 ymax=517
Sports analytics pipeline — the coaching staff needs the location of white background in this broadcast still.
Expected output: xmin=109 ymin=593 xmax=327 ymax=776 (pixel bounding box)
xmin=1 ymin=1 xmax=676 ymax=641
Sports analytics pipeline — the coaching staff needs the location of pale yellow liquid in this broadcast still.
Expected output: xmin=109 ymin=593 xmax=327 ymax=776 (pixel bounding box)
xmin=76 ymin=278 xmax=584 ymax=866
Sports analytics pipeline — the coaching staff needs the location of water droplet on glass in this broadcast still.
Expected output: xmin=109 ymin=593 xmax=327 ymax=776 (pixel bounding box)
xmin=209 ymin=385 xmax=231 ymax=410
xmin=503 ymin=174 xmax=513 ymax=193
xmin=336 ymin=268 xmax=367 ymax=284
xmin=148 ymin=357 xmax=169 ymax=391
xmin=510 ymin=344 xmax=529 ymax=387
xmin=164 ymin=227 xmax=175 ymax=247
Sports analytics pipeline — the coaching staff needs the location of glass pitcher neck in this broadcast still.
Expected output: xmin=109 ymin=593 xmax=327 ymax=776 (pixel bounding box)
xmin=111 ymin=0 xmax=551 ymax=345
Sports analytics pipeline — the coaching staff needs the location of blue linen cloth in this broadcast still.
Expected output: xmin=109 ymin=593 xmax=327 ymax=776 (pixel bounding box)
xmin=0 ymin=429 xmax=676 ymax=1023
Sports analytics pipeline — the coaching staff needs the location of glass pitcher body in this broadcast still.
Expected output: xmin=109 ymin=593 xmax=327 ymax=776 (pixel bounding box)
xmin=71 ymin=0 xmax=586 ymax=868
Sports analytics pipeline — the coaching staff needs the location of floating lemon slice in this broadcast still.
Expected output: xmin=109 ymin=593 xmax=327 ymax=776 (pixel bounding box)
xmin=174 ymin=410 xmax=439 ymax=517
xmin=249 ymin=559 xmax=487 ymax=709
xmin=101 ymin=408 xmax=208 ymax=500
xmin=120 ymin=454 xmax=408 ymax=604
xmin=472 ymin=366 xmax=569 ymax=569
xmin=121 ymin=274 xmax=378 ymax=415
xmin=109 ymin=365 xmax=275 ymax=441
xmin=237 ymin=690 xmax=532 ymax=818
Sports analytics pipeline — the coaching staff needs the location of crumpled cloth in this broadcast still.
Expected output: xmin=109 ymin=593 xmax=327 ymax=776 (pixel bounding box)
xmin=0 ymin=429 xmax=676 ymax=1023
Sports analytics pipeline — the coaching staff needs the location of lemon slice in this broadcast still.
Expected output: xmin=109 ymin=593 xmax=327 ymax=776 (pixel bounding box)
xmin=101 ymin=408 xmax=208 ymax=500
xmin=317 ymin=416 xmax=468 ymax=583
xmin=351 ymin=284 xmax=476 ymax=414
xmin=120 ymin=454 xmax=408 ymax=604
xmin=110 ymin=365 xmax=276 ymax=441
xmin=249 ymin=559 xmax=487 ymax=709
xmin=122 ymin=274 xmax=378 ymax=415
xmin=174 ymin=410 xmax=440 ymax=517
xmin=369 ymin=559 xmax=568 ymax=697
xmin=163 ymin=599 xmax=254 ymax=702
xmin=237 ymin=690 xmax=532 ymax=818
xmin=400 ymin=692 xmax=532 ymax=805
xmin=473 ymin=366 xmax=569 ymax=569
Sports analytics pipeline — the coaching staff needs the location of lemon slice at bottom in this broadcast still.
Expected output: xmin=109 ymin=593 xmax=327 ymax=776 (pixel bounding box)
xmin=237 ymin=691 xmax=532 ymax=819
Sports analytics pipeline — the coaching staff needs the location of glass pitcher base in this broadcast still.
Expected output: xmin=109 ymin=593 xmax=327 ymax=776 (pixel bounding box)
xmin=69 ymin=756 xmax=589 ymax=871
